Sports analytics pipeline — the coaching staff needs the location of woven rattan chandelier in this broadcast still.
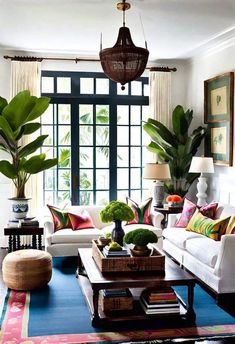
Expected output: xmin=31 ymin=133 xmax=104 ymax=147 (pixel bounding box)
xmin=99 ymin=0 xmax=149 ymax=90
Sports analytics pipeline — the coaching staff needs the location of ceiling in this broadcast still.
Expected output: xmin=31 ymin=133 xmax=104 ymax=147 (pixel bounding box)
xmin=1 ymin=0 xmax=235 ymax=61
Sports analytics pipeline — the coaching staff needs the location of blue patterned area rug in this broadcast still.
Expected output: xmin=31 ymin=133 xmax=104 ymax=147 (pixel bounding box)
xmin=0 ymin=257 xmax=235 ymax=344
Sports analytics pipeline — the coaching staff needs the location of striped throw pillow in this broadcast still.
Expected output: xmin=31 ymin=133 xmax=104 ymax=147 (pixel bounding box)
xmin=186 ymin=211 xmax=230 ymax=241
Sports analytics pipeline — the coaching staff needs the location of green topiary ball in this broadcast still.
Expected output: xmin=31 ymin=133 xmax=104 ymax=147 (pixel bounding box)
xmin=100 ymin=200 xmax=134 ymax=223
xmin=124 ymin=228 xmax=158 ymax=246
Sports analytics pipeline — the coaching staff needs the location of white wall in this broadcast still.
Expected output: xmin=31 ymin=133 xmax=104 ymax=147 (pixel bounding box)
xmin=185 ymin=43 xmax=235 ymax=202
xmin=0 ymin=50 xmax=11 ymax=246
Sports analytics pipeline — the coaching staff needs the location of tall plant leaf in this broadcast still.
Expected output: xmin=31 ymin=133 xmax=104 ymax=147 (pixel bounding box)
xmin=2 ymin=91 xmax=36 ymax=130
xmin=143 ymin=104 xmax=206 ymax=197
xmin=0 ymin=160 xmax=17 ymax=179
xmin=19 ymin=135 xmax=48 ymax=158
xmin=0 ymin=96 xmax=8 ymax=114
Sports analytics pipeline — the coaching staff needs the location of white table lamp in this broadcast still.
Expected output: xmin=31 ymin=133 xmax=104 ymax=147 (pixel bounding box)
xmin=189 ymin=157 xmax=214 ymax=206
xmin=143 ymin=163 xmax=171 ymax=208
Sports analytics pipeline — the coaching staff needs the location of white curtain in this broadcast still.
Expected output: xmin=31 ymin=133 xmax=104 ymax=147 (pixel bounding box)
xmin=10 ymin=61 xmax=42 ymax=217
xmin=149 ymin=71 xmax=171 ymax=128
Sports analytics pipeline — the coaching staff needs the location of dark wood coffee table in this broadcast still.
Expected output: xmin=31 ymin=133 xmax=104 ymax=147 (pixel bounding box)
xmin=77 ymin=248 xmax=196 ymax=327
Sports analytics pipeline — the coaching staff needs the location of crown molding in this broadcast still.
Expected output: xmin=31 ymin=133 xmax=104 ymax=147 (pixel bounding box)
xmin=187 ymin=25 xmax=235 ymax=62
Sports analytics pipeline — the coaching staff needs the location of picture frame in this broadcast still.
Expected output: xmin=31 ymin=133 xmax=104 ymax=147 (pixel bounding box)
xmin=204 ymin=72 xmax=234 ymax=123
xmin=204 ymin=121 xmax=233 ymax=166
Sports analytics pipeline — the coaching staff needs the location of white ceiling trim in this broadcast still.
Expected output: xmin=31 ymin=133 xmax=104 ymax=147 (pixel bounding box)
xmin=187 ymin=25 xmax=235 ymax=61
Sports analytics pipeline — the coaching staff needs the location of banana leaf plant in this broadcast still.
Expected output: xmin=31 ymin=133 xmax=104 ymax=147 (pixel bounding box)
xmin=0 ymin=90 xmax=58 ymax=198
xmin=143 ymin=105 xmax=207 ymax=198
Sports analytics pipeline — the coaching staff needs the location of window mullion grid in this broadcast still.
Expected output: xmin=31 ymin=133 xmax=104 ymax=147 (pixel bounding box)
xmin=140 ymin=105 xmax=143 ymax=200
xmin=55 ymin=104 xmax=59 ymax=204
xmin=128 ymin=105 xmax=131 ymax=198
xmin=93 ymin=104 xmax=96 ymax=204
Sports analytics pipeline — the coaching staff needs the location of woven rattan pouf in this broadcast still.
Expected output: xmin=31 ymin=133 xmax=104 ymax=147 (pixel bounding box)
xmin=2 ymin=249 xmax=52 ymax=291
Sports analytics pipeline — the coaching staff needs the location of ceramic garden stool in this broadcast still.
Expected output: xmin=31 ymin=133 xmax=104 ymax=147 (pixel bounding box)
xmin=2 ymin=249 xmax=52 ymax=291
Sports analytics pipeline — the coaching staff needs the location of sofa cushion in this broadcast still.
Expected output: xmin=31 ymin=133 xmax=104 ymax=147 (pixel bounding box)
xmin=185 ymin=237 xmax=221 ymax=268
xmin=200 ymin=202 xmax=218 ymax=219
xmin=51 ymin=227 xmax=101 ymax=244
xmin=68 ymin=210 xmax=95 ymax=230
xmin=175 ymin=198 xmax=197 ymax=228
xmin=126 ymin=197 xmax=153 ymax=225
xmin=186 ymin=211 xmax=230 ymax=241
xmin=47 ymin=205 xmax=71 ymax=231
xmin=163 ymin=227 xmax=200 ymax=249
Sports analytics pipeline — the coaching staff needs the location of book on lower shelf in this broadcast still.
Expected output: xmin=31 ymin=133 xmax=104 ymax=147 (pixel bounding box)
xmin=140 ymin=287 xmax=180 ymax=315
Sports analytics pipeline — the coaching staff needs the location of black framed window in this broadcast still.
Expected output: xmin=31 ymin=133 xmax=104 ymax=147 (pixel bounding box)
xmin=41 ymin=71 xmax=149 ymax=206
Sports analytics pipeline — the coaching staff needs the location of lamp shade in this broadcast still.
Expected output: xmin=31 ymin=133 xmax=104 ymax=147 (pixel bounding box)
xmin=189 ymin=157 xmax=214 ymax=174
xmin=143 ymin=163 xmax=171 ymax=180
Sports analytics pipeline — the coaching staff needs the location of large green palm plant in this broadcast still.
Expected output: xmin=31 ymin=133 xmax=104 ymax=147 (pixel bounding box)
xmin=0 ymin=90 xmax=58 ymax=198
xmin=143 ymin=105 xmax=207 ymax=197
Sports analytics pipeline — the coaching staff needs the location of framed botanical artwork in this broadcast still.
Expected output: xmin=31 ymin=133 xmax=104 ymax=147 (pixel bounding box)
xmin=204 ymin=121 xmax=233 ymax=166
xmin=204 ymin=72 xmax=234 ymax=123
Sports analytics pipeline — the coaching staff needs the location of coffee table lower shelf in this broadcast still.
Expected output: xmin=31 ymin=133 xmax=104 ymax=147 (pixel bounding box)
xmin=78 ymin=275 xmax=193 ymax=327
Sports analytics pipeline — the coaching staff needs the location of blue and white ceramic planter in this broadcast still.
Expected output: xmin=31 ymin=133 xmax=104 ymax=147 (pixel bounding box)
xmin=9 ymin=198 xmax=30 ymax=219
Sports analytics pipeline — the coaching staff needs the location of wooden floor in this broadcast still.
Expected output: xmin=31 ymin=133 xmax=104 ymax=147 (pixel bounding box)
xmin=0 ymin=248 xmax=234 ymax=344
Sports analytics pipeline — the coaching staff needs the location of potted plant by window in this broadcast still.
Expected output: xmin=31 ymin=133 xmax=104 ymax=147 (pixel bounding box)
xmin=124 ymin=228 xmax=158 ymax=256
xmin=143 ymin=105 xmax=207 ymax=198
xmin=0 ymin=90 xmax=58 ymax=219
xmin=100 ymin=200 xmax=134 ymax=246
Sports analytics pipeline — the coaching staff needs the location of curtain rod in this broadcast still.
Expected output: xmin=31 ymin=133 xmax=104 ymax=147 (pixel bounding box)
xmin=3 ymin=55 xmax=177 ymax=72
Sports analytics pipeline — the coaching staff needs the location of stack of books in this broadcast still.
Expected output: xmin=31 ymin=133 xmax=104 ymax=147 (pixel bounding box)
xmin=103 ymin=246 xmax=130 ymax=258
xmin=7 ymin=218 xmax=39 ymax=228
xmin=140 ymin=287 xmax=180 ymax=315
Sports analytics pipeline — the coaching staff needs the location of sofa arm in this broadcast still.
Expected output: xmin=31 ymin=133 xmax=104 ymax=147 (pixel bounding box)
xmin=167 ymin=213 xmax=181 ymax=228
xmin=151 ymin=211 xmax=164 ymax=228
xmin=214 ymin=234 xmax=235 ymax=278
xmin=44 ymin=217 xmax=54 ymax=236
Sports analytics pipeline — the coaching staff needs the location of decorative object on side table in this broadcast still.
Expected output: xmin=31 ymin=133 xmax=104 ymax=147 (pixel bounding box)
xmin=124 ymin=228 xmax=158 ymax=257
xmin=189 ymin=156 xmax=214 ymax=206
xmin=0 ymin=90 xmax=58 ymax=219
xmin=166 ymin=194 xmax=183 ymax=208
xmin=204 ymin=72 xmax=234 ymax=166
xmin=143 ymin=163 xmax=171 ymax=208
xmin=100 ymin=200 xmax=134 ymax=245
xmin=143 ymin=105 xmax=207 ymax=197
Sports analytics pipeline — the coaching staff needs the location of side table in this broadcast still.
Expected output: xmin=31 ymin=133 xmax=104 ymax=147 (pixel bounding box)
xmin=4 ymin=227 xmax=44 ymax=252
xmin=154 ymin=206 xmax=183 ymax=228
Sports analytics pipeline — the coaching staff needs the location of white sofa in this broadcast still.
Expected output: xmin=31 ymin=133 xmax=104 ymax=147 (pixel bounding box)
xmin=44 ymin=205 xmax=164 ymax=256
xmin=163 ymin=203 xmax=235 ymax=297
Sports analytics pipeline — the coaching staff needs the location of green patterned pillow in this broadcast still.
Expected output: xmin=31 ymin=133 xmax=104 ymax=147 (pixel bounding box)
xmin=47 ymin=205 xmax=71 ymax=231
xmin=186 ymin=211 xmax=230 ymax=241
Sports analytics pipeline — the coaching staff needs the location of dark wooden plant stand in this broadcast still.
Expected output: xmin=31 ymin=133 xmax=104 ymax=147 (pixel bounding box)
xmin=77 ymin=248 xmax=196 ymax=327
xmin=4 ymin=227 xmax=43 ymax=252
